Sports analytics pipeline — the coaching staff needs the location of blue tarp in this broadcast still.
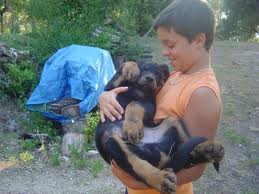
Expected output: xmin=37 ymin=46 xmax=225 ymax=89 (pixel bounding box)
xmin=26 ymin=45 xmax=116 ymax=124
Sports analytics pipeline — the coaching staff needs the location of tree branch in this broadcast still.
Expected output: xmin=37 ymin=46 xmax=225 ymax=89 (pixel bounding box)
xmin=0 ymin=0 xmax=9 ymax=15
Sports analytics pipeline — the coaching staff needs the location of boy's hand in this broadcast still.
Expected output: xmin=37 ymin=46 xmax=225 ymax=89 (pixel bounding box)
xmin=99 ymin=87 xmax=128 ymax=122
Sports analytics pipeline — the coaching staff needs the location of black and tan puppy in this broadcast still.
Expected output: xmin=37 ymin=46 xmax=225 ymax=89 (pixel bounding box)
xmin=95 ymin=61 xmax=224 ymax=193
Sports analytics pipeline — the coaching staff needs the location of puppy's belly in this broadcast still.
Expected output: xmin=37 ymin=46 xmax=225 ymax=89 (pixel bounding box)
xmin=141 ymin=121 xmax=169 ymax=144
xmin=109 ymin=120 xmax=169 ymax=144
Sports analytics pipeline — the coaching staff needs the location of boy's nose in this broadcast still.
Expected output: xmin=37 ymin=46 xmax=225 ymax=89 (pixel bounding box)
xmin=162 ymin=48 xmax=170 ymax=56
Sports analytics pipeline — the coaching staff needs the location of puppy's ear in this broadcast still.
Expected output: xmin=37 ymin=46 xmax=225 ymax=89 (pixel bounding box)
xmin=159 ymin=64 xmax=170 ymax=81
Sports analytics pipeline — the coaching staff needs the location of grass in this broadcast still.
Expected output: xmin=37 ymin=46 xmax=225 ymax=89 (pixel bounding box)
xmin=22 ymin=139 xmax=39 ymax=151
xmin=222 ymin=127 xmax=251 ymax=145
xmin=224 ymin=102 xmax=237 ymax=117
xmin=68 ymin=144 xmax=103 ymax=175
xmin=241 ymin=191 xmax=258 ymax=194
xmin=51 ymin=152 xmax=61 ymax=166
xmin=248 ymin=158 xmax=259 ymax=166
xmin=86 ymin=159 xmax=104 ymax=177
xmin=98 ymin=186 xmax=122 ymax=194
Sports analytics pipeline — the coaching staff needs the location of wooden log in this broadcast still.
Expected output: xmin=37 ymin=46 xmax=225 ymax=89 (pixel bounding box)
xmin=61 ymin=132 xmax=85 ymax=157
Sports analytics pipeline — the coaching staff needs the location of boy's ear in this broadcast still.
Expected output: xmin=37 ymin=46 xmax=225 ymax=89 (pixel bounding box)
xmin=194 ymin=33 xmax=206 ymax=49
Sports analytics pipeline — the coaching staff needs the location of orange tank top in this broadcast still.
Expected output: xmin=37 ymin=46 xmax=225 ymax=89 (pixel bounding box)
xmin=127 ymin=68 xmax=221 ymax=194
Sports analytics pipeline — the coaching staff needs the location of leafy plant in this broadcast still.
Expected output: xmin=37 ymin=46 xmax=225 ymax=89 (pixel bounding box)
xmin=22 ymin=139 xmax=39 ymax=151
xmin=4 ymin=62 xmax=37 ymax=100
xmin=51 ymin=152 xmax=61 ymax=166
xmin=84 ymin=111 xmax=99 ymax=144
xmin=20 ymin=112 xmax=58 ymax=140
xmin=69 ymin=145 xmax=86 ymax=169
xmin=86 ymin=159 xmax=103 ymax=177
xmin=19 ymin=151 xmax=34 ymax=163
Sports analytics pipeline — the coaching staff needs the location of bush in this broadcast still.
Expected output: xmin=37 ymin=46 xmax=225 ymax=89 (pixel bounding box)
xmin=5 ymin=62 xmax=37 ymax=99
xmin=20 ymin=112 xmax=58 ymax=140
xmin=84 ymin=111 xmax=100 ymax=145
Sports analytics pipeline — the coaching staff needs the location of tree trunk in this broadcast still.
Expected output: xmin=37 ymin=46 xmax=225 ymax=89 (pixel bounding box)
xmin=0 ymin=14 xmax=3 ymax=34
xmin=0 ymin=0 xmax=9 ymax=34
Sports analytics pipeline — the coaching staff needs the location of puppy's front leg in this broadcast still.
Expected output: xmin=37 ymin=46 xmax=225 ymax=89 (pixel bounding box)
xmin=123 ymin=101 xmax=145 ymax=144
xmin=106 ymin=61 xmax=140 ymax=90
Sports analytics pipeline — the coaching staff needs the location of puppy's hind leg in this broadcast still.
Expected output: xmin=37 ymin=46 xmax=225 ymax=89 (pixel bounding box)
xmin=162 ymin=117 xmax=190 ymax=144
xmin=190 ymin=140 xmax=224 ymax=172
xmin=106 ymin=134 xmax=177 ymax=193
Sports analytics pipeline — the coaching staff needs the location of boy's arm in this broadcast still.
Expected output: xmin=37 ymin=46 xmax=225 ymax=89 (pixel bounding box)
xmin=177 ymin=86 xmax=221 ymax=184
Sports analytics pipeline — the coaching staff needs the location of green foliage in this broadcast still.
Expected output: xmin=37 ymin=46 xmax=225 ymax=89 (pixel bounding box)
xmin=21 ymin=112 xmax=57 ymax=139
xmin=0 ymin=33 xmax=30 ymax=49
xmin=86 ymin=159 xmax=103 ymax=177
xmin=248 ymin=158 xmax=259 ymax=167
xmin=218 ymin=0 xmax=259 ymax=41
xmin=223 ymin=128 xmax=251 ymax=145
xmin=207 ymin=0 xmax=224 ymax=23
xmin=23 ymin=0 xmax=122 ymax=62
xmin=70 ymin=144 xmax=103 ymax=174
xmin=4 ymin=62 xmax=37 ymax=99
xmin=22 ymin=139 xmax=39 ymax=151
xmin=69 ymin=145 xmax=86 ymax=169
xmin=51 ymin=151 xmax=61 ymax=166
xmin=19 ymin=151 xmax=34 ymax=163
xmin=89 ymin=26 xmax=118 ymax=51
xmin=115 ymin=36 xmax=152 ymax=61
xmin=84 ymin=112 xmax=99 ymax=144
xmin=115 ymin=0 xmax=171 ymax=36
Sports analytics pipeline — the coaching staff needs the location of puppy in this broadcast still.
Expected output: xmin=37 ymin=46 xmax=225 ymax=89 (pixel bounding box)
xmin=95 ymin=61 xmax=224 ymax=193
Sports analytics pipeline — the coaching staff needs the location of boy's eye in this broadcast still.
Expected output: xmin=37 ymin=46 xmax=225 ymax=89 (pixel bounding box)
xmin=168 ymin=44 xmax=175 ymax=49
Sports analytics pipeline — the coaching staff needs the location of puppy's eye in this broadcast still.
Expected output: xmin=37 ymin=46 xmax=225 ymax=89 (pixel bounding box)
xmin=155 ymin=72 xmax=162 ymax=79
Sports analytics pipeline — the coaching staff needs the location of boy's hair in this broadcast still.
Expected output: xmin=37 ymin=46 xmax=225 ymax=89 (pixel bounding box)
xmin=153 ymin=0 xmax=215 ymax=50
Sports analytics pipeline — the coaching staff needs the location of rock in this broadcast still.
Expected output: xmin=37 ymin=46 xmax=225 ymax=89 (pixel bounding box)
xmin=61 ymin=156 xmax=69 ymax=162
xmin=0 ymin=42 xmax=30 ymax=64
xmin=84 ymin=150 xmax=99 ymax=158
xmin=249 ymin=126 xmax=259 ymax=132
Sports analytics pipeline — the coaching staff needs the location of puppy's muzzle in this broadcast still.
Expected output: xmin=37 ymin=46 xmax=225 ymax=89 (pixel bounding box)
xmin=138 ymin=73 xmax=155 ymax=85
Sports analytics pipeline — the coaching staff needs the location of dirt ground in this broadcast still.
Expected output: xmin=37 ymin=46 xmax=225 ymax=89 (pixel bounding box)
xmin=0 ymin=40 xmax=259 ymax=194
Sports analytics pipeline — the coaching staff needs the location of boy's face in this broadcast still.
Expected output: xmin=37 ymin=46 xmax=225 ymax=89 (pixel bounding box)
xmin=157 ymin=27 xmax=201 ymax=73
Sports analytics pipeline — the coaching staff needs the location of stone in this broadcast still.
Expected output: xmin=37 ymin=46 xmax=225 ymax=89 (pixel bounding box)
xmin=249 ymin=126 xmax=259 ymax=132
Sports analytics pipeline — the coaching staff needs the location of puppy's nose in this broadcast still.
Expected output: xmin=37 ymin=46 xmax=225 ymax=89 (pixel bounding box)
xmin=144 ymin=75 xmax=154 ymax=82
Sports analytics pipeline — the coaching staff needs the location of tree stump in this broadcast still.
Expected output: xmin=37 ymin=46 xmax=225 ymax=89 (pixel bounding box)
xmin=47 ymin=98 xmax=87 ymax=157
xmin=61 ymin=132 xmax=85 ymax=157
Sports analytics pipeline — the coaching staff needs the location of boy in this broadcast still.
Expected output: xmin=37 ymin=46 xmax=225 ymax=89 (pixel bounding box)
xmin=99 ymin=0 xmax=221 ymax=193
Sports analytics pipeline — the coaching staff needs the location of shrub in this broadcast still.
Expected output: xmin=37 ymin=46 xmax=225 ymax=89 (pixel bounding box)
xmin=84 ymin=111 xmax=100 ymax=144
xmin=20 ymin=112 xmax=58 ymax=140
xmin=5 ymin=62 xmax=37 ymax=99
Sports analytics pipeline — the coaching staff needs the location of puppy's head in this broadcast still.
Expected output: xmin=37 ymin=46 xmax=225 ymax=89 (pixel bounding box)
xmin=137 ymin=62 xmax=169 ymax=94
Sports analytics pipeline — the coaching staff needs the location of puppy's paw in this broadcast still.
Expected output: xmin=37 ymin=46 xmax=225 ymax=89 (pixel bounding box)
xmin=122 ymin=119 xmax=144 ymax=144
xmin=122 ymin=61 xmax=140 ymax=82
xmin=160 ymin=168 xmax=177 ymax=194
xmin=191 ymin=140 xmax=224 ymax=163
